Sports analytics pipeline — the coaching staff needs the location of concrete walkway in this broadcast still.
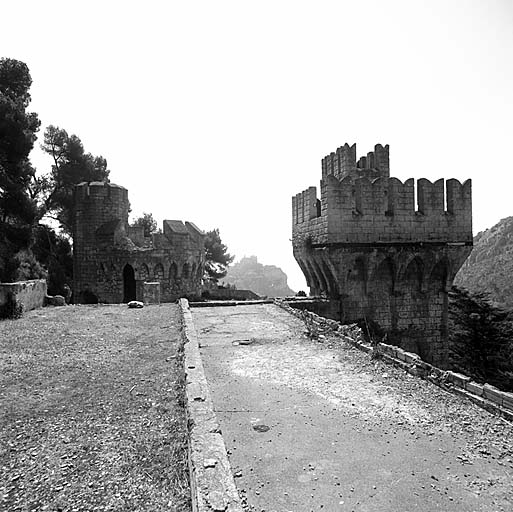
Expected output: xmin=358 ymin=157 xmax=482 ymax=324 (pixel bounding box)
xmin=192 ymin=304 xmax=513 ymax=512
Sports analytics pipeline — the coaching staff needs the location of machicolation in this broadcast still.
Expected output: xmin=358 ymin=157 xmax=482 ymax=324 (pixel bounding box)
xmin=73 ymin=182 xmax=205 ymax=304
xmin=292 ymin=143 xmax=473 ymax=368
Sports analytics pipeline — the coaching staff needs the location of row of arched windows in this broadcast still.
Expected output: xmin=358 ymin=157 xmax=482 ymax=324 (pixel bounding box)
xmin=99 ymin=260 xmax=203 ymax=282
xmin=137 ymin=261 xmax=202 ymax=282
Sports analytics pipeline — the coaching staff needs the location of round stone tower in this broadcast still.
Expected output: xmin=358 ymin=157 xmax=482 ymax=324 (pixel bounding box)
xmin=73 ymin=182 xmax=129 ymax=302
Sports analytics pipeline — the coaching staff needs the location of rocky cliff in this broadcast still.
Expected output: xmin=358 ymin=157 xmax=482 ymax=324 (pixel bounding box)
xmin=222 ymin=256 xmax=295 ymax=297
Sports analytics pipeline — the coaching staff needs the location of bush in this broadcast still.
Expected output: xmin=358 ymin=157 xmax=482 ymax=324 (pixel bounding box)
xmin=13 ymin=250 xmax=47 ymax=281
xmin=0 ymin=292 xmax=24 ymax=320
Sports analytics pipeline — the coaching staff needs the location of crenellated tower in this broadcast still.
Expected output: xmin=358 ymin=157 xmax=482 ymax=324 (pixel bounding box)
xmin=73 ymin=181 xmax=205 ymax=304
xmin=292 ymin=143 xmax=473 ymax=368
xmin=73 ymin=182 xmax=130 ymax=303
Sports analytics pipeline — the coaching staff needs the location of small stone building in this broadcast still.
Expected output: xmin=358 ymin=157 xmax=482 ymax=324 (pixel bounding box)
xmin=292 ymin=143 xmax=473 ymax=368
xmin=73 ymin=181 xmax=205 ymax=304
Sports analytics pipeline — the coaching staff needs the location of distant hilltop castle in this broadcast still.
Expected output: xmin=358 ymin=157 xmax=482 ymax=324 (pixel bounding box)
xmin=73 ymin=182 xmax=205 ymax=304
xmin=292 ymin=143 xmax=472 ymax=368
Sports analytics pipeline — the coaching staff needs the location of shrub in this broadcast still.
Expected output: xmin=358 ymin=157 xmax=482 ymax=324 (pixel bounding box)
xmin=0 ymin=292 xmax=24 ymax=320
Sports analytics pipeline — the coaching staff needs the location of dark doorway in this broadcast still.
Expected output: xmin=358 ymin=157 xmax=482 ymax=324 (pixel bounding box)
xmin=123 ymin=264 xmax=136 ymax=302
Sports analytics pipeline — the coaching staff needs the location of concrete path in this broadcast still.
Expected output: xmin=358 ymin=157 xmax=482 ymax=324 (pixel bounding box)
xmin=192 ymin=304 xmax=513 ymax=512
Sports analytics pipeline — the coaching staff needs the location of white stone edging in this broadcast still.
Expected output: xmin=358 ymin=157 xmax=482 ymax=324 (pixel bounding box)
xmin=178 ymin=298 xmax=244 ymax=512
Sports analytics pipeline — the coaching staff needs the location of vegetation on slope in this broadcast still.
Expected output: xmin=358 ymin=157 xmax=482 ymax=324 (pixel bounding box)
xmin=449 ymin=286 xmax=513 ymax=392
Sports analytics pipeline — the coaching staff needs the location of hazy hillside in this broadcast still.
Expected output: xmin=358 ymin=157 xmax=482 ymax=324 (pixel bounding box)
xmin=455 ymin=217 xmax=513 ymax=308
xmin=222 ymin=256 xmax=295 ymax=297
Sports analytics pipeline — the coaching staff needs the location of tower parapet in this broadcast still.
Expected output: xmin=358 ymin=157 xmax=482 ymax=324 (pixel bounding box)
xmin=73 ymin=181 xmax=129 ymax=241
xmin=293 ymin=175 xmax=472 ymax=245
xmin=292 ymin=143 xmax=473 ymax=369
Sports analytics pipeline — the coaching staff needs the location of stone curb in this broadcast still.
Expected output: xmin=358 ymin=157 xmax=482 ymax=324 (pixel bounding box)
xmin=178 ymin=298 xmax=244 ymax=512
xmin=275 ymin=299 xmax=513 ymax=423
xmin=189 ymin=300 xmax=273 ymax=308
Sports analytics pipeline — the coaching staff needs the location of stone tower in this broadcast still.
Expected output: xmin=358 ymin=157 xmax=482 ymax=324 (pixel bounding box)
xmin=73 ymin=181 xmax=205 ymax=304
xmin=292 ymin=143 xmax=472 ymax=368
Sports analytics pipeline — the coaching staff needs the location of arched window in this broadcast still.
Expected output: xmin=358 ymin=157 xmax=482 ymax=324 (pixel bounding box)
xmin=169 ymin=262 xmax=178 ymax=282
xmin=154 ymin=263 xmax=164 ymax=281
xmin=139 ymin=263 xmax=149 ymax=281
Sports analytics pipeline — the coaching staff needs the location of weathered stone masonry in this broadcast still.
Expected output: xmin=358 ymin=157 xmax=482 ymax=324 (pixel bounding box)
xmin=73 ymin=182 xmax=205 ymax=304
xmin=292 ymin=143 xmax=472 ymax=368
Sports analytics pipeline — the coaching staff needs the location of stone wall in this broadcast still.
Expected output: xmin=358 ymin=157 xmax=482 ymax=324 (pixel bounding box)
xmin=0 ymin=279 xmax=47 ymax=312
xmin=292 ymin=143 xmax=473 ymax=368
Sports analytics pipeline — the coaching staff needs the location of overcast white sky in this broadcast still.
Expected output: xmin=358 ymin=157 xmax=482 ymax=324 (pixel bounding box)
xmin=2 ymin=0 xmax=513 ymax=291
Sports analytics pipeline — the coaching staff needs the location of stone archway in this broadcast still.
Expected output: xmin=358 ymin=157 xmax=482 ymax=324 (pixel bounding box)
xmin=123 ymin=264 xmax=136 ymax=302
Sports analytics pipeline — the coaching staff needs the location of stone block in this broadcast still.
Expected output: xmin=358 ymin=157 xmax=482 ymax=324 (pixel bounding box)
xmin=501 ymin=391 xmax=513 ymax=410
xmin=395 ymin=348 xmax=407 ymax=362
xmin=143 ymin=282 xmax=161 ymax=305
xmin=416 ymin=359 xmax=433 ymax=372
xmin=45 ymin=295 xmax=66 ymax=307
xmin=378 ymin=343 xmax=397 ymax=357
xmin=483 ymin=383 xmax=504 ymax=405
xmin=403 ymin=351 xmax=421 ymax=364
xmin=465 ymin=381 xmax=484 ymax=397
xmin=446 ymin=371 xmax=471 ymax=388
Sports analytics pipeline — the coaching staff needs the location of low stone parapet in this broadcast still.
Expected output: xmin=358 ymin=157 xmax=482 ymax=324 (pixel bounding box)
xmin=0 ymin=279 xmax=47 ymax=313
xmin=275 ymin=298 xmax=513 ymax=422
xmin=143 ymin=281 xmax=161 ymax=304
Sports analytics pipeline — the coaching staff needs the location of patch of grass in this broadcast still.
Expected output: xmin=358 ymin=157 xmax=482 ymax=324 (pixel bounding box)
xmin=0 ymin=304 xmax=190 ymax=512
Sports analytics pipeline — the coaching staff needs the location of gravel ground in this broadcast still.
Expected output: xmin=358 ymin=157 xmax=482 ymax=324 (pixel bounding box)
xmin=0 ymin=304 xmax=190 ymax=512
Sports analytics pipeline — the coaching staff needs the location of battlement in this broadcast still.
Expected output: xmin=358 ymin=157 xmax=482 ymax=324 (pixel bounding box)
xmin=321 ymin=143 xmax=389 ymax=180
xmin=74 ymin=181 xmax=128 ymax=203
xmin=293 ymin=175 xmax=472 ymax=244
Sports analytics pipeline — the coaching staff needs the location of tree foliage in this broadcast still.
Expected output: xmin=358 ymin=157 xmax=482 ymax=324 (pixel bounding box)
xmin=449 ymin=286 xmax=513 ymax=391
xmin=31 ymin=224 xmax=73 ymax=295
xmin=130 ymin=212 xmax=159 ymax=237
xmin=0 ymin=58 xmax=41 ymax=281
xmin=204 ymin=229 xmax=234 ymax=282
xmin=41 ymin=125 xmax=110 ymax=234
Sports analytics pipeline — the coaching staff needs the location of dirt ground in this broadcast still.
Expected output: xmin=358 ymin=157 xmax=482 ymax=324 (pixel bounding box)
xmin=0 ymin=304 xmax=190 ymax=512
